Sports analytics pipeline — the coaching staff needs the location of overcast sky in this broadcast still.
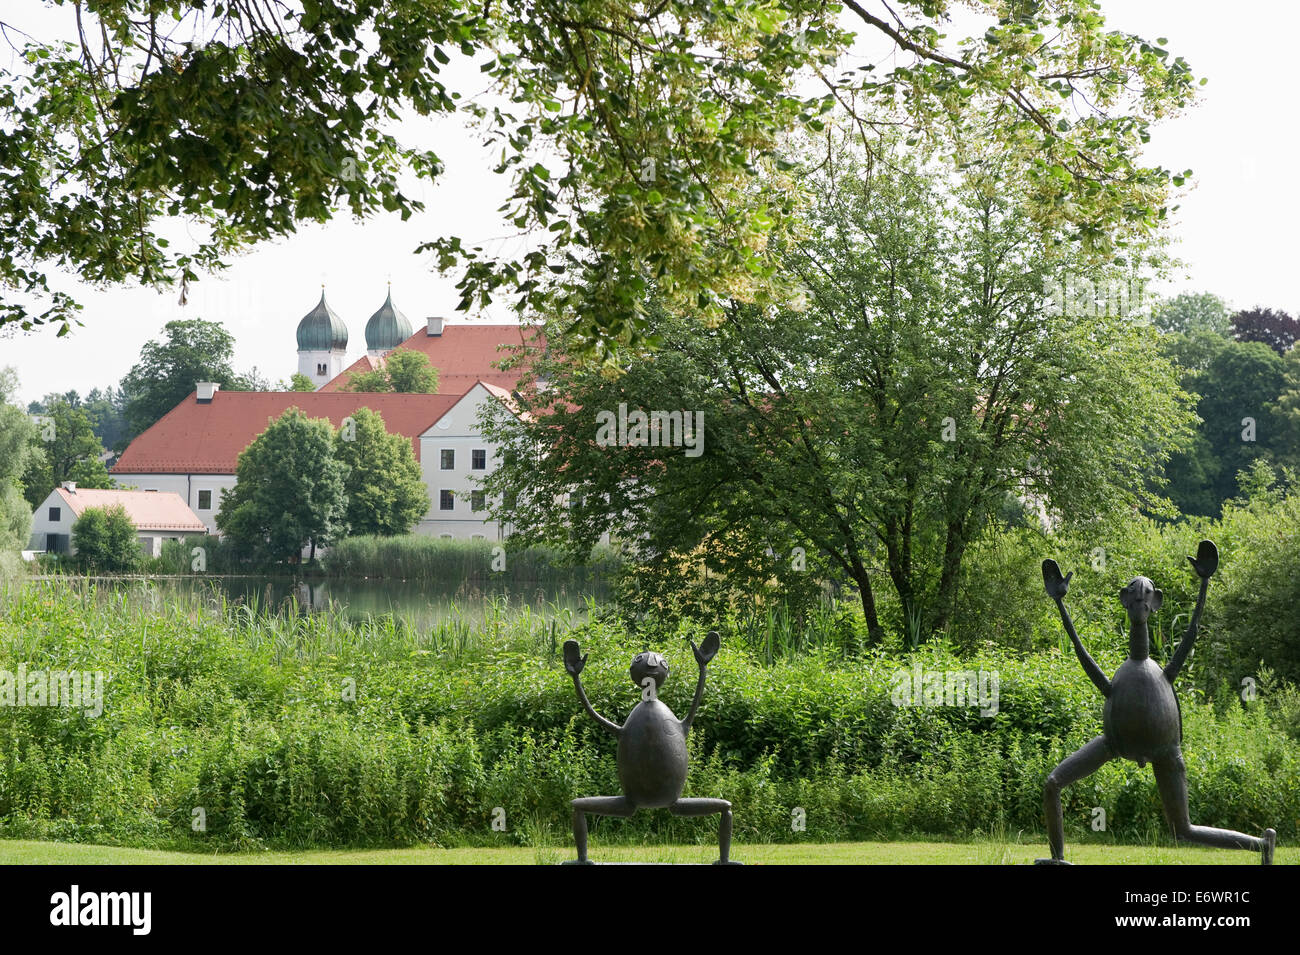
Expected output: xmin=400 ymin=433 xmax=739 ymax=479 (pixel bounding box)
xmin=2 ymin=0 xmax=1297 ymax=406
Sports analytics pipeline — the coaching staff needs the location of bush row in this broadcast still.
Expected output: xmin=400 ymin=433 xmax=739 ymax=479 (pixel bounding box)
xmin=0 ymin=582 xmax=1295 ymax=850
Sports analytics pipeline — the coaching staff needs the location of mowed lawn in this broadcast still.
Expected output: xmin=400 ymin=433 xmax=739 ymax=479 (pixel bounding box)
xmin=0 ymin=839 xmax=1292 ymax=865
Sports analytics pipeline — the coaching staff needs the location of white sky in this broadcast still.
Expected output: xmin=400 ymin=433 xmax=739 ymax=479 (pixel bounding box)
xmin=1 ymin=0 xmax=1297 ymax=406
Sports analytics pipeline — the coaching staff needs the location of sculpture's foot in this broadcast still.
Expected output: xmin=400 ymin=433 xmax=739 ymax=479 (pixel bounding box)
xmin=1033 ymin=858 xmax=1072 ymax=866
xmin=561 ymin=859 xmax=596 ymax=865
xmin=712 ymin=859 xmax=744 ymax=865
xmin=1262 ymin=829 xmax=1276 ymax=866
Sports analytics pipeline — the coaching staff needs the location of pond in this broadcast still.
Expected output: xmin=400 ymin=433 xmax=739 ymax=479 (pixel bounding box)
xmin=34 ymin=575 xmax=610 ymax=631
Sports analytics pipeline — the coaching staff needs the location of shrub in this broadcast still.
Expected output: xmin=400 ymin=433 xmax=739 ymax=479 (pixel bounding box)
xmin=71 ymin=504 xmax=139 ymax=572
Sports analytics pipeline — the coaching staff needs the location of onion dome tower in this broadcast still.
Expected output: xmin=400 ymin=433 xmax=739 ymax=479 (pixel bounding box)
xmin=296 ymin=287 xmax=349 ymax=390
xmin=365 ymin=285 xmax=414 ymax=361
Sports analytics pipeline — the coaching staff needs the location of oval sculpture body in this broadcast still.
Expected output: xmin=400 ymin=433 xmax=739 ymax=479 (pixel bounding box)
xmin=1103 ymin=657 xmax=1181 ymax=762
xmin=617 ymin=699 xmax=689 ymax=808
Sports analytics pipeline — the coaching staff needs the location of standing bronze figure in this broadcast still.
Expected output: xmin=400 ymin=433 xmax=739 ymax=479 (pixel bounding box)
xmin=562 ymin=631 xmax=737 ymax=864
xmin=1038 ymin=540 xmax=1276 ymax=864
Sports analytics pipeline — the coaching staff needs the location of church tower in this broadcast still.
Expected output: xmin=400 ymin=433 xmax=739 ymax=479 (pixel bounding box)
xmin=365 ymin=285 xmax=414 ymax=362
xmin=296 ymin=288 xmax=349 ymax=390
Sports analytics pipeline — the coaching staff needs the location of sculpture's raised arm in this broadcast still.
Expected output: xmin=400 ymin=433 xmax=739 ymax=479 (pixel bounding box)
xmin=1043 ymin=559 xmax=1111 ymax=698
xmin=563 ymin=640 xmax=621 ymax=736
xmin=680 ymin=630 xmax=720 ymax=735
xmin=1165 ymin=540 xmax=1218 ymax=683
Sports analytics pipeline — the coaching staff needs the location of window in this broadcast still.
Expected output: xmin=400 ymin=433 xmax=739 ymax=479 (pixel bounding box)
xmin=440 ymin=449 xmax=455 ymax=470
xmin=471 ymin=449 xmax=486 ymax=470
xmin=440 ymin=490 xmax=455 ymax=511
xmin=198 ymin=490 xmax=212 ymax=510
xmin=317 ymin=363 xmax=327 ymax=376
xmin=440 ymin=534 xmax=454 ymax=540
xmin=48 ymin=507 xmax=60 ymax=522
xmin=471 ymin=491 xmax=486 ymax=513
xmin=472 ymin=534 xmax=485 ymax=541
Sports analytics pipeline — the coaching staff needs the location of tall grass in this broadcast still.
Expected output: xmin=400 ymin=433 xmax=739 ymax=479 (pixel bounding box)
xmin=322 ymin=535 xmax=621 ymax=585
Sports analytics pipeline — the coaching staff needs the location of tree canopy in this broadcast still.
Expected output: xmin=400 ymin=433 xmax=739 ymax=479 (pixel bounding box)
xmin=482 ymin=141 xmax=1194 ymax=640
xmin=119 ymin=318 xmax=260 ymax=437
xmin=1 ymin=1 xmax=1199 ymax=363
xmin=19 ymin=396 xmax=107 ymax=508
xmin=1152 ymin=291 xmax=1232 ymax=337
xmin=0 ymin=368 xmax=37 ymax=575
xmin=216 ymin=408 xmax=349 ymax=562
xmin=1231 ymin=307 xmax=1300 ymax=356
xmin=334 ymin=407 xmax=430 ymax=535
xmin=343 ymin=350 xmax=439 ymax=393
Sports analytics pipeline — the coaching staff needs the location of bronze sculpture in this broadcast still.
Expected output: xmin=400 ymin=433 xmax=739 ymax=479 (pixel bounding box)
xmin=562 ymin=631 xmax=737 ymax=864
xmin=1038 ymin=540 xmax=1276 ymax=865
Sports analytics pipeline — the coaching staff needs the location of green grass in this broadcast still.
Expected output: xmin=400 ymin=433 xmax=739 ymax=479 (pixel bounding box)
xmin=0 ymin=838 xmax=1292 ymax=865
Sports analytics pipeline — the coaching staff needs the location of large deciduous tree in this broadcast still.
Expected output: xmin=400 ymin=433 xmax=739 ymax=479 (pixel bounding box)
xmin=0 ymin=368 xmax=37 ymax=576
xmin=334 ymin=407 xmax=430 ymax=536
xmin=20 ymin=397 xmax=105 ymax=508
xmin=216 ymin=408 xmax=348 ymax=563
xmin=1231 ymin=307 xmax=1300 ymax=356
xmin=1152 ymin=292 xmax=1233 ymax=337
xmin=483 ymin=142 xmax=1194 ymax=641
xmin=119 ymin=318 xmax=258 ymax=437
xmin=1 ymin=2 xmax=1198 ymax=362
xmin=1159 ymin=334 xmax=1289 ymax=517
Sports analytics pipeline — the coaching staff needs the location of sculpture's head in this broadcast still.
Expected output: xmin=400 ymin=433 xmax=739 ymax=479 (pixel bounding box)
xmin=629 ymin=651 xmax=669 ymax=691
xmin=1119 ymin=576 xmax=1163 ymax=624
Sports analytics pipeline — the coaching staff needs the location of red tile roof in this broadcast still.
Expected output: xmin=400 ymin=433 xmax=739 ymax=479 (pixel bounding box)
xmin=320 ymin=323 xmax=542 ymax=393
xmin=55 ymin=487 xmax=206 ymax=532
xmin=113 ymin=391 xmax=458 ymax=474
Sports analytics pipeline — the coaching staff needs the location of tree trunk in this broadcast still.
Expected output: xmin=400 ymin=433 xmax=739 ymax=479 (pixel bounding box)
xmin=849 ymin=559 xmax=885 ymax=645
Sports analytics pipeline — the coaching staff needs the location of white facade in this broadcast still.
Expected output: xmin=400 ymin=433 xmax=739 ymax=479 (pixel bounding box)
xmin=415 ymin=383 xmax=504 ymax=539
xmin=29 ymin=491 xmax=77 ymax=555
xmin=113 ymin=387 xmax=514 ymax=541
xmin=298 ymin=348 xmax=347 ymax=390
xmin=107 ymin=474 xmax=238 ymax=536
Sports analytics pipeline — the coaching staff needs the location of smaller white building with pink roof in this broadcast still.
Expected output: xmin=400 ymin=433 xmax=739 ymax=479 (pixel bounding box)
xmin=29 ymin=483 xmax=207 ymax=559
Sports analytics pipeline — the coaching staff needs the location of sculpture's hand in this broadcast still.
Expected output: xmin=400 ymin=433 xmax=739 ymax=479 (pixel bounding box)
xmin=563 ymin=640 xmax=587 ymax=677
xmin=1187 ymin=539 xmax=1218 ymax=580
xmin=691 ymin=630 xmax=720 ymax=666
xmin=1042 ymin=559 xmax=1072 ymax=600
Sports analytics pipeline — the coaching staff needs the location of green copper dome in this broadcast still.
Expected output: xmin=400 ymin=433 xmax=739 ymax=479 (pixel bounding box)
xmin=297 ymin=290 xmax=349 ymax=351
xmin=365 ymin=289 xmax=413 ymax=351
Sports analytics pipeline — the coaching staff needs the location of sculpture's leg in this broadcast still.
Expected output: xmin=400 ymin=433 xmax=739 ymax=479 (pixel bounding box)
xmin=1151 ymin=751 xmax=1273 ymax=863
xmin=1038 ymin=735 xmax=1111 ymax=865
xmin=669 ymin=797 xmax=735 ymax=864
xmin=567 ymin=796 xmax=636 ymax=864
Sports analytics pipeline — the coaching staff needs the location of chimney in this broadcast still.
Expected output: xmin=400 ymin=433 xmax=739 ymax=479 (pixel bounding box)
xmin=426 ymin=316 xmax=444 ymax=337
xmin=196 ymin=382 xmax=220 ymax=402
xmin=61 ymin=481 xmax=77 ymax=493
